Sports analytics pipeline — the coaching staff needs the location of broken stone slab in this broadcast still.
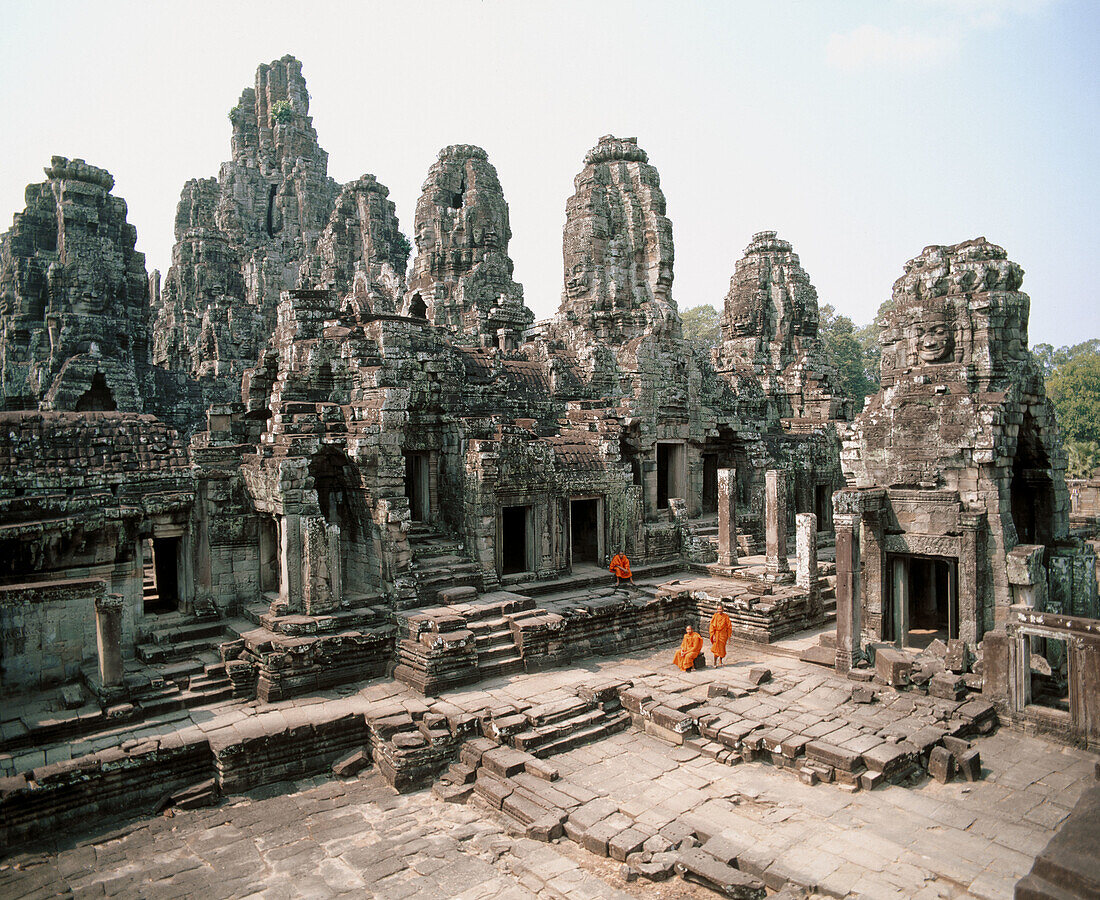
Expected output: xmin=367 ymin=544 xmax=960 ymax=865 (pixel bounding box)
xmin=701 ymin=834 xmax=750 ymax=866
xmin=433 ymin=782 xmax=474 ymax=803
xmin=636 ymin=852 xmax=677 ymax=881
xmin=805 ymin=740 xmax=863 ymax=772
xmin=861 ymin=741 xmax=916 ymax=777
xmin=675 ymin=847 xmax=766 ymax=899
xmin=526 ymin=816 xmax=564 ymax=842
xmin=747 ymin=667 xmax=772 ymax=685
xmin=609 ymin=827 xmax=648 ymax=861
xmin=851 ymin=684 xmax=875 ymax=704
xmin=331 ymin=749 xmax=370 ymax=777
xmin=945 ymin=639 xmax=970 ymax=674
xmin=956 ymin=748 xmax=982 ymax=781
xmin=582 ymin=812 xmax=635 ymax=857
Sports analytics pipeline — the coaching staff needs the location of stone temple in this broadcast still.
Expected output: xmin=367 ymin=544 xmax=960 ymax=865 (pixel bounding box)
xmin=0 ymin=57 xmax=1097 ymax=900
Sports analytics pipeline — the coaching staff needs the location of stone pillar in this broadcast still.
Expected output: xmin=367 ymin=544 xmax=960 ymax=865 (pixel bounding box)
xmin=796 ymin=513 xmax=820 ymax=617
xmin=717 ymin=467 xmax=738 ymax=568
xmin=95 ymin=594 xmax=126 ymax=688
xmin=279 ymin=514 xmax=304 ymax=612
xmin=764 ymin=470 xmax=791 ymax=582
xmin=834 ymin=513 xmax=861 ymax=674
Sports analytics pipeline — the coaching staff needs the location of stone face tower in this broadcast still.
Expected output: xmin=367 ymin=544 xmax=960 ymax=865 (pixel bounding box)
xmin=716 ymin=231 xmax=850 ymax=423
xmin=151 ymin=56 xmax=341 ymax=408
xmin=554 ymin=135 xmax=679 ymax=349
xmin=0 ymin=157 xmax=150 ymax=412
xmin=404 ymin=145 xmax=531 ymax=347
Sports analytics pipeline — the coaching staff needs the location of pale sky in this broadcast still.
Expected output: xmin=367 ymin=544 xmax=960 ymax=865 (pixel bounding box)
xmin=1 ymin=0 xmax=1096 ymax=345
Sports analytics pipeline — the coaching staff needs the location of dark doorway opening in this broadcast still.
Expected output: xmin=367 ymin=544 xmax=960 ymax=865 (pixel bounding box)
xmin=259 ymin=517 xmax=279 ymax=595
xmin=409 ymin=294 xmax=427 ymax=319
xmin=570 ymin=498 xmax=600 ymax=565
xmin=75 ymin=372 xmax=117 ymax=412
xmin=702 ymin=454 xmax=719 ymax=514
xmin=1010 ymin=413 xmax=1054 ymax=545
xmin=144 ymin=537 xmax=180 ymax=613
xmin=656 ymin=442 xmax=684 ymax=510
xmin=501 ymin=506 xmax=530 ymax=575
xmin=815 ymin=484 xmax=831 ymax=530
xmin=404 ymin=452 xmax=430 ymax=522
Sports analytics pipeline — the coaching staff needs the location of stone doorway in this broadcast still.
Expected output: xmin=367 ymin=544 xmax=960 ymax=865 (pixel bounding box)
xmin=404 ymin=452 xmax=430 ymax=522
xmin=1010 ymin=412 xmax=1054 ymax=545
xmin=815 ymin=484 xmax=831 ymax=531
xmin=258 ymin=517 xmax=279 ymax=595
xmin=889 ymin=554 xmax=958 ymax=649
xmin=570 ymin=498 xmax=602 ymax=566
xmin=656 ymin=442 xmax=685 ymax=510
xmin=702 ymin=454 xmax=719 ymax=514
xmin=499 ymin=505 xmax=532 ymax=576
xmin=144 ymin=537 xmax=180 ymax=614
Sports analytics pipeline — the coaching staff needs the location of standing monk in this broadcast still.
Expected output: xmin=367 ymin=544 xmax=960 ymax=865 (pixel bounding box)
xmin=673 ymin=625 xmax=704 ymax=671
xmin=609 ymin=551 xmax=635 ymax=586
xmin=709 ymin=602 xmax=732 ymax=667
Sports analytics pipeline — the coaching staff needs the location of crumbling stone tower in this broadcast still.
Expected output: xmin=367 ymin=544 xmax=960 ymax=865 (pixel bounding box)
xmin=0 ymin=157 xmax=151 ymax=412
xmin=404 ymin=145 xmax=532 ymax=348
xmin=835 ymin=238 xmax=1093 ymax=671
xmin=151 ymin=56 xmax=342 ymax=417
xmin=552 ymin=135 xmax=679 ymax=355
xmin=716 ymin=230 xmax=851 ymax=425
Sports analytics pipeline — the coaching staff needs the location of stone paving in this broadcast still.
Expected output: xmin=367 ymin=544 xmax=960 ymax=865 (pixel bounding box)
xmin=2 ymin=642 xmax=1097 ymax=899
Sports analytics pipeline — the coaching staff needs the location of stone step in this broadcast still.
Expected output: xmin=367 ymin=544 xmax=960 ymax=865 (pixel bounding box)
xmin=479 ymin=644 xmax=522 ymax=665
xmin=146 ymin=619 xmax=227 ymax=646
xmin=478 ymin=657 xmax=525 ymax=679
xmin=527 ymin=712 xmax=631 ymax=759
xmin=137 ymin=637 xmax=224 ymax=665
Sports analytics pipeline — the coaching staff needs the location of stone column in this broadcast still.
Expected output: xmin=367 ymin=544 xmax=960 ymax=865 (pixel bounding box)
xmin=834 ymin=512 xmax=861 ymax=674
xmin=279 ymin=514 xmax=304 ymax=612
xmin=764 ymin=470 xmax=791 ymax=582
xmin=717 ymin=467 xmax=738 ymax=568
xmin=796 ymin=513 xmax=819 ymax=617
xmin=95 ymin=594 xmax=126 ymax=688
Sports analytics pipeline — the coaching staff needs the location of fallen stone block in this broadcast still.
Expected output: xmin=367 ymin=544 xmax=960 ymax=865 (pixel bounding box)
xmin=481 ymin=746 xmax=529 ymax=778
xmin=676 ymin=847 xmax=766 ymax=899
xmin=859 ymin=770 xmax=885 ymax=791
xmin=432 ymin=782 xmax=474 ymax=803
xmin=636 ymin=852 xmax=677 ymax=881
xmin=928 ymin=746 xmax=956 ymax=783
xmin=956 ymin=748 xmax=982 ymax=781
xmin=861 ymin=741 xmax=916 ymax=777
xmin=875 ymin=648 xmax=911 ymax=687
xmin=748 ymin=667 xmax=772 ymax=685
xmin=929 ymin=672 xmax=966 ymax=700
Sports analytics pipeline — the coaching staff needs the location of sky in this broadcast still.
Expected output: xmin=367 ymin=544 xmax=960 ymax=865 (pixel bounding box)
xmin=1 ymin=0 xmax=1097 ymax=346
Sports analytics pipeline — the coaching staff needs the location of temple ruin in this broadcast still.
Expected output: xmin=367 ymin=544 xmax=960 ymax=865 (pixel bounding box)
xmin=1 ymin=56 xmax=1097 ymax=900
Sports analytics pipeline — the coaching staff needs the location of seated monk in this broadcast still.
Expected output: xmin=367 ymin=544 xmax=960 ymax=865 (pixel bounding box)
xmin=673 ymin=625 xmax=704 ymax=671
xmin=609 ymin=551 xmax=635 ymax=586
xmin=709 ymin=602 xmax=732 ymax=667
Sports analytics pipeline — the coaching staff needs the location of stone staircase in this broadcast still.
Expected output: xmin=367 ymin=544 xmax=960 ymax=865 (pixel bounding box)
xmin=487 ymin=680 xmax=632 ymax=759
xmin=407 ymin=522 xmax=483 ymax=602
xmin=133 ymin=613 xmax=236 ymax=706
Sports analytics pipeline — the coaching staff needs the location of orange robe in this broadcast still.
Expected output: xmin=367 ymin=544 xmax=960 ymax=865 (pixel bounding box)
xmin=609 ymin=553 xmax=632 ymax=579
xmin=709 ymin=610 xmax=732 ymax=660
xmin=673 ymin=631 xmax=704 ymax=671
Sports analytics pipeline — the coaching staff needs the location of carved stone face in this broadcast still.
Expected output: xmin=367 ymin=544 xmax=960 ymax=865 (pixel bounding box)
xmin=915 ymin=313 xmax=954 ymax=363
xmin=565 ymin=261 xmax=591 ymax=298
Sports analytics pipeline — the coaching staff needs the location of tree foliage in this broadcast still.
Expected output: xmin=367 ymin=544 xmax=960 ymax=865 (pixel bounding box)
xmin=680 ymin=304 xmax=721 ymax=354
xmin=819 ymin=304 xmax=879 ymax=409
xmin=1046 ymin=350 xmax=1100 ymax=447
xmin=1032 ymin=339 xmax=1100 ymax=377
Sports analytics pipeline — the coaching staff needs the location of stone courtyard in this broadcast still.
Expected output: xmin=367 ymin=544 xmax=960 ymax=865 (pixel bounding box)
xmin=2 ymin=639 xmax=1096 ymax=900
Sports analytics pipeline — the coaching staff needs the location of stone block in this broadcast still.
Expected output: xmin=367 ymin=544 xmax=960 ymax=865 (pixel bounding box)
xmin=929 ymin=672 xmax=966 ymax=700
xmin=928 ymin=746 xmax=955 ymax=783
xmin=805 ymin=740 xmax=863 ymax=772
xmin=956 ymin=748 xmax=982 ymax=781
xmin=609 ymin=827 xmax=648 ymax=861
xmin=748 ymin=667 xmax=772 ymax=685
xmin=851 ymin=684 xmax=875 ymax=704
xmin=675 ymin=847 xmax=766 ymax=899
xmin=875 ymin=648 xmax=911 ymax=687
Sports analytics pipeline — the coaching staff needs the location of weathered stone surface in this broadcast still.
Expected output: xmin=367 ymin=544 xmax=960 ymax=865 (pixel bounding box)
xmin=0 ymin=157 xmax=152 ymax=414
xmin=404 ymin=145 xmax=531 ymax=347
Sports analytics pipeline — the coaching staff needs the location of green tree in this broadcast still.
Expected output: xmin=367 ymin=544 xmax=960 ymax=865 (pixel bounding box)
xmin=1033 ymin=339 xmax=1100 ymax=377
xmin=1065 ymin=440 xmax=1100 ymax=479
xmin=680 ymin=304 xmax=721 ymax=354
xmin=1047 ymin=351 xmax=1100 ymax=446
xmin=270 ymin=99 xmax=294 ymax=125
xmin=819 ymin=304 xmax=878 ymax=409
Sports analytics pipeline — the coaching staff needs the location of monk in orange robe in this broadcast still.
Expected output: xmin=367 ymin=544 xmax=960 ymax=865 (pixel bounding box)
xmin=709 ymin=602 xmax=732 ymax=666
xmin=609 ymin=552 xmax=635 ymax=586
xmin=673 ymin=625 xmax=704 ymax=671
